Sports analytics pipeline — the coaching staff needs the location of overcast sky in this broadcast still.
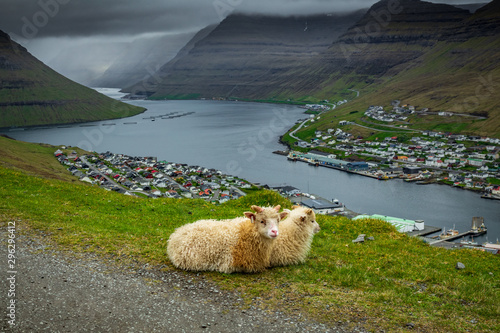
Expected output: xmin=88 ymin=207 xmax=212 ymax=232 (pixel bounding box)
xmin=1 ymin=0 xmax=489 ymax=40
xmin=0 ymin=0 xmax=490 ymax=83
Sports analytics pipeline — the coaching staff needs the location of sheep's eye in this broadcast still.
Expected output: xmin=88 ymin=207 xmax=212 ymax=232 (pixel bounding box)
xmin=260 ymin=220 xmax=266 ymax=225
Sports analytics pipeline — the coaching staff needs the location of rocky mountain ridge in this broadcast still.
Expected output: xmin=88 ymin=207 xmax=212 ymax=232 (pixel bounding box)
xmin=124 ymin=10 xmax=366 ymax=98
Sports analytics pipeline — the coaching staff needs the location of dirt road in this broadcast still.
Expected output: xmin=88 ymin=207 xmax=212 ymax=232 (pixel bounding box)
xmin=1 ymin=229 xmax=364 ymax=333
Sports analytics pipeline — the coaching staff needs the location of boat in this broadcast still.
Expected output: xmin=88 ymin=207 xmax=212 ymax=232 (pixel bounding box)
xmin=439 ymin=225 xmax=459 ymax=239
xmin=307 ymin=159 xmax=319 ymax=166
xmin=287 ymin=153 xmax=298 ymax=161
xmin=459 ymin=236 xmax=479 ymax=246
xmin=470 ymin=217 xmax=487 ymax=236
xmin=404 ymin=176 xmax=422 ymax=182
xmin=483 ymin=238 xmax=500 ymax=252
xmin=481 ymin=193 xmax=500 ymax=201
xmin=484 ymin=238 xmax=499 ymax=245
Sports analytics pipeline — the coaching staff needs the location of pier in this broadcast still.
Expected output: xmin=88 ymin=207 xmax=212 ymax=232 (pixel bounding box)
xmin=481 ymin=193 xmax=500 ymax=201
xmin=281 ymin=150 xmax=400 ymax=180
xmin=407 ymin=225 xmax=441 ymax=237
xmin=431 ymin=230 xmax=479 ymax=244
xmin=424 ymin=217 xmax=488 ymax=246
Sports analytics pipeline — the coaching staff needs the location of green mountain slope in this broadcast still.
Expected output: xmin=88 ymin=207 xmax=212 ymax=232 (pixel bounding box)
xmin=0 ymin=30 xmax=145 ymax=128
xmin=294 ymin=0 xmax=500 ymax=137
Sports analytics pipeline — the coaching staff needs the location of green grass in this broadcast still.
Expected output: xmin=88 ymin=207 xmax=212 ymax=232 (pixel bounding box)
xmin=487 ymin=178 xmax=500 ymax=185
xmin=1 ymin=136 xmax=499 ymax=332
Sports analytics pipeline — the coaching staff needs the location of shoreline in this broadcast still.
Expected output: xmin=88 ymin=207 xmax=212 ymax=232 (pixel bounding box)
xmin=272 ymin=150 xmax=498 ymax=199
xmin=286 ymin=191 xmax=497 ymax=253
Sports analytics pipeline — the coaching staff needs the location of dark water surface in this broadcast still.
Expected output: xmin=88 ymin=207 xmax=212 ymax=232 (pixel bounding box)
xmin=4 ymin=90 xmax=499 ymax=242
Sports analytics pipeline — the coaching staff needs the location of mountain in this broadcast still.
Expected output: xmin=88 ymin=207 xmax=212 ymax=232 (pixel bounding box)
xmin=90 ymin=32 xmax=197 ymax=89
xmin=301 ymin=0 xmax=500 ymax=135
xmin=454 ymin=3 xmax=489 ymax=12
xmin=282 ymin=0 xmax=473 ymax=95
xmin=124 ymin=11 xmax=366 ymax=99
xmin=0 ymin=30 xmax=145 ymax=128
xmin=129 ymin=0 xmax=499 ymax=136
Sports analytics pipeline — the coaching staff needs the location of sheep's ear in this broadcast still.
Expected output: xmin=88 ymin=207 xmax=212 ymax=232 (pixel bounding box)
xmin=292 ymin=205 xmax=301 ymax=209
xmin=251 ymin=205 xmax=263 ymax=213
xmin=280 ymin=210 xmax=289 ymax=220
xmin=306 ymin=209 xmax=313 ymax=215
xmin=273 ymin=205 xmax=281 ymax=212
xmin=244 ymin=212 xmax=256 ymax=223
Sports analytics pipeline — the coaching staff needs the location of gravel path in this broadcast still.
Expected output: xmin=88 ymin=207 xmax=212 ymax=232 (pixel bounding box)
xmin=1 ymin=231 xmax=364 ymax=333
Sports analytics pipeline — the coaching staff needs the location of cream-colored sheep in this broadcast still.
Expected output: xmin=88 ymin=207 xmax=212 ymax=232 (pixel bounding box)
xmin=269 ymin=205 xmax=320 ymax=267
xmin=167 ymin=205 xmax=288 ymax=273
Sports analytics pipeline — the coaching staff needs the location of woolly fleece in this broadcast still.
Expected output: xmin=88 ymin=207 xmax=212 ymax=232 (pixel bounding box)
xmin=269 ymin=206 xmax=320 ymax=267
xmin=167 ymin=206 xmax=287 ymax=273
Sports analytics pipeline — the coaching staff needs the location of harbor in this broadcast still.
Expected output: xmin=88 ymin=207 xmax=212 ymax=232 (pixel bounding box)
xmin=412 ymin=217 xmax=497 ymax=253
xmin=282 ymin=150 xmax=409 ymax=181
xmin=272 ymin=184 xmax=497 ymax=254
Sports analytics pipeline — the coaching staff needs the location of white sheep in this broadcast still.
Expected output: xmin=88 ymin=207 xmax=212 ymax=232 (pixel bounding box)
xmin=269 ymin=205 xmax=320 ymax=267
xmin=167 ymin=205 xmax=288 ymax=273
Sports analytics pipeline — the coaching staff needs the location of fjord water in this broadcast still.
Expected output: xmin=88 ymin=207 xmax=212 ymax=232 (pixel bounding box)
xmin=5 ymin=89 xmax=499 ymax=242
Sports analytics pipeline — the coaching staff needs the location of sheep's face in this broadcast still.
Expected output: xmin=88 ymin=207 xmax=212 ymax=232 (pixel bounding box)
xmin=244 ymin=205 xmax=287 ymax=239
xmin=292 ymin=206 xmax=320 ymax=234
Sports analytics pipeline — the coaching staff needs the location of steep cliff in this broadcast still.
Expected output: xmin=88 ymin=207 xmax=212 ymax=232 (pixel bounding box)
xmin=0 ymin=30 xmax=145 ymax=128
xmin=124 ymin=11 xmax=366 ymax=99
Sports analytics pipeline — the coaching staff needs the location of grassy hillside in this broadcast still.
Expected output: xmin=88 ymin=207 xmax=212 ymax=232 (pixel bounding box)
xmin=285 ymin=0 xmax=500 ymax=139
xmin=0 ymin=30 xmax=145 ymax=128
xmin=0 ymin=136 xmax=498 ymax=332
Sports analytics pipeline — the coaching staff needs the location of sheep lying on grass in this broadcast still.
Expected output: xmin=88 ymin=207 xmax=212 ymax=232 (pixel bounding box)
xmin=167 ymin=205 xmax=288 ymax=273
xmin=269 ymin=205 xmax=320 ymax=267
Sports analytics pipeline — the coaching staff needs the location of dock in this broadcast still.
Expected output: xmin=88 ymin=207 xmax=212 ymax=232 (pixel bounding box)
xmin=430 ymin=230 xmax=478 ymax=244
xmin=481 ymin=194 xmax=500 ymax=201
xmin=321 ymin=164 xmax=398 ymax=180
xmin=407 ymin=225 xmax=441 ymax=237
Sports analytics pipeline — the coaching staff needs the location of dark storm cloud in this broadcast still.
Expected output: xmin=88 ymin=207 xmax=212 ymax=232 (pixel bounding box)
xmin=1 ymin=0 xmax=489 ymax=41
xmin=0 ymin=0 xmax=490 ymax=85
xmin=1 ymin=0 xmax=220 ymax=39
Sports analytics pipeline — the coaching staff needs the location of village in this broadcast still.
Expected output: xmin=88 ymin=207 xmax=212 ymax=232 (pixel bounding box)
xmin=53 ymin=147 xmax=500 ymax=254
xmin=54 ymin=149 xmax=253 ymax=203
xmin=288 ymin=103 xmax=500 ymax=197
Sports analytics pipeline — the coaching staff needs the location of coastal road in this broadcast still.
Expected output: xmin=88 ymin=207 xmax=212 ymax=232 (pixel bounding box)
xmin=289 ymin=118 xmax=310 ymax=142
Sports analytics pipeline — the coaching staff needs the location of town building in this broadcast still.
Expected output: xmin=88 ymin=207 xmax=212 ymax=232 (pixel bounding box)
xmin=300 ymin=198 xmax=344 ymax=215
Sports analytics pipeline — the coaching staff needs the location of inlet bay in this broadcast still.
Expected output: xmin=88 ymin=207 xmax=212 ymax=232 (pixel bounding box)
xmin=5 ymin=93 xmax=499 ymax=242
